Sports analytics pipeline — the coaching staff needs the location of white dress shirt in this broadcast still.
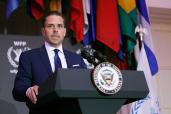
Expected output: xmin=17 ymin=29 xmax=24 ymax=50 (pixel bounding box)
xmin=45 ymin=42 xmax=67 ymax=72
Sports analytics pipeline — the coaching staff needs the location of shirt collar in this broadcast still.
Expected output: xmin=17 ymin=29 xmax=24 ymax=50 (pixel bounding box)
xmin=45 ymin=42 xmax=64 ymax=54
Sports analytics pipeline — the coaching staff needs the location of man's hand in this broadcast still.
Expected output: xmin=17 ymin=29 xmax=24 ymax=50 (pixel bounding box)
xmin=26 ymin=85 xmax=39 ymax=104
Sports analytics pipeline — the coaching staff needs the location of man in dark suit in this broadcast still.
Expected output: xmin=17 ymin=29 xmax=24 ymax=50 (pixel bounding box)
xmin=12 ymin=11 xmax=86 ymax=114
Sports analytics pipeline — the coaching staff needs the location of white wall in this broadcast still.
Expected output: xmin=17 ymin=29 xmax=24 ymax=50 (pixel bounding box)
xmin=148 ymin=0 xmax=171 ymax=113
xmin=151 ymin=19 xmax=171 ymax=114
xmin=147 ymin=0 xmax=171 ymax=9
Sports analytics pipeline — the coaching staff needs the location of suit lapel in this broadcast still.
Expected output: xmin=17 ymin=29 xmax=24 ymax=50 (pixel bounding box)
xmin=64 ymin=49 xmax=72 ymax=68
xmin=39 ymin=45 xmax=53 ymax=75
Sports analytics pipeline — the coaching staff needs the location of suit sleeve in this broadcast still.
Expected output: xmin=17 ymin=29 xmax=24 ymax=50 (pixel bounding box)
xmin=12 ymin=52 xmax=32 ymax=102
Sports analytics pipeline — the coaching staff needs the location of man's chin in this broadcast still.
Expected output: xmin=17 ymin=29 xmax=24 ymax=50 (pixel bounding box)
xmin=51 ymin=41 xmax=62 ymax=47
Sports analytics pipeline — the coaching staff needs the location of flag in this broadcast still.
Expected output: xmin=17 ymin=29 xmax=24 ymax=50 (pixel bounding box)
xmin=69 ymin=0 xmax=84 ymax=42
xmin=136 ymin=0 xmax=158 ymax=75
xmin=6 ymin=0 xmax=19 ymax=19
xmin=82 ymin=0 xmax=96 ymax=46
xmin=50 ymin=0 xmax=62 ymax=12
xmin=27 ymin=0 xmax=45 ymax=21
xmin=117 ymin=0 xmax=137 ymax=65
xmin=131 ymin=0 xmax=160 ymax=114
xmin=131 ymin=43 xmax=160 ymax=114
xmin=82 ymin=0 xmax=90 ymax=45
xmin=96 ymin=0 xmax=120 ymax=53
xmin=117 ymin=28 xmax=129 ymax=70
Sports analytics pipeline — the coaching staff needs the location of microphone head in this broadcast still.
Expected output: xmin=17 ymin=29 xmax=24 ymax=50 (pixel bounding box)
xmin=81 ymin=49 xmax=97 ymax=66
xmin=80 ymin=49 xmax=89 ymax=59
xmin=93 ymin=51 xmax=107 ymax=62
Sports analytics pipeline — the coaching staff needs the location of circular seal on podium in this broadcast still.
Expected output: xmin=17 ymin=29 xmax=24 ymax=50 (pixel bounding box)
xmin=92 ymin=62 xmax=123 ymax=95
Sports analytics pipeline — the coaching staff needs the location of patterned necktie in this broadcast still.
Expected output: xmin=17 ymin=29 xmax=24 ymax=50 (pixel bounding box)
xmin=54 ymin=49 xmax=62 ymax=70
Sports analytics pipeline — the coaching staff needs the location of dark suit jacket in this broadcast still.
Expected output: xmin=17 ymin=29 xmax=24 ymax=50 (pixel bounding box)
xmin=12 ymin=45 xmax=86 ymax=114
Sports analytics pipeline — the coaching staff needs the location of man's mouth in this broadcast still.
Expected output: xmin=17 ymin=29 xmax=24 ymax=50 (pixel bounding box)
xmin=52 ymin=35 xmax=59 ymax=38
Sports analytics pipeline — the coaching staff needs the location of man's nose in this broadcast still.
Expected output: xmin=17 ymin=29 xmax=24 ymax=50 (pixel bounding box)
xmin=53 ymin=27 xmax=59 ymax=32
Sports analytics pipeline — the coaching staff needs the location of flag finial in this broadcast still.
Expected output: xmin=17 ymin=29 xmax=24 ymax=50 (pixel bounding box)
xmin=135 ymin=24 xmax=147 ymax=41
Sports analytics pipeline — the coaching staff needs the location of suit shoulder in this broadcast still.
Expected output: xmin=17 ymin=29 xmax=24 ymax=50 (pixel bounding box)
xmin=64 ymin=49 xmax=80 ymax=57
xmin=20 ymin=47 xmax=42 ymax=57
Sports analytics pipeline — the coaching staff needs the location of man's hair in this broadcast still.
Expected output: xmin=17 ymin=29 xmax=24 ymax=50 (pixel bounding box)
xmin=41 ymin=11 xmax=65 ymax=27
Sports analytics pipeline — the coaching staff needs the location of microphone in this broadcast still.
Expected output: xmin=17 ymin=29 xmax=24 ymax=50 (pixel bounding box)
xmin=81 ymin=49 xmax=98 ymax=66
xmin=93 ymin=50 xmax=107 ymax=63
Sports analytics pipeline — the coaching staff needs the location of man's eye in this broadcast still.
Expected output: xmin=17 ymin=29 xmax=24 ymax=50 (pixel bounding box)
xmin=46 ymin=24 xmax=64 ymax=29
xmin=57 ymin=24 xmax=64 ymax=28
xmin=47 ymin=25 xmax=54 ymax=28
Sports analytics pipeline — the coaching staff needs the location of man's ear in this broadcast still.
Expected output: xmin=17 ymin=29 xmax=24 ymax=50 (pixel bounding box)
xmin=64 ymin=28 xmax=66 ymax=36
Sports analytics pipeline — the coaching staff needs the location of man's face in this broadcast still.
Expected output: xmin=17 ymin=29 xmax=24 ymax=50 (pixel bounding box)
xmin=41 ymin=15 xmax=66 ymax=47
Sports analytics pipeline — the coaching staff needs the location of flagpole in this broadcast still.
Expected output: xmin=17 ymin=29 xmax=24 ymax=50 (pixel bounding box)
xmin=4 ymin=26 xmax=8 ymax=35
xmin=4 ymin=15 xmax=8 ymax=35
xmin=135 ymin=24 xmax=147 ymax=50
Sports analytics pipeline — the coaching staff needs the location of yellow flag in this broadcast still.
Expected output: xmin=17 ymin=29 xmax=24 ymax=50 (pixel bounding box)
xmin=118 ymin=0 xmax=136 ymax=13
xmin=50 ymin=0 xmax=62 ymax=12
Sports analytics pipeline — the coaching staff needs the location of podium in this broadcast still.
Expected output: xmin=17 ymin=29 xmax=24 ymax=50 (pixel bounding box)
xmin=37 ymin=68 xmax=149 ymax=114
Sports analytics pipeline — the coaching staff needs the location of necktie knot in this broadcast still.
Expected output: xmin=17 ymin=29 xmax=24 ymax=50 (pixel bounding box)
xmin=54 ymin=49 xmax=59 ymax=54
xmin=54 ymin=49 xmax=62 ymax=69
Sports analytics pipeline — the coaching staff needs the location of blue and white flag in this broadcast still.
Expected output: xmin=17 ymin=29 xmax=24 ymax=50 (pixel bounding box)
xmin=136 ymin=0 xmax=158 ymax=75
xmin=131 ymin=42 xmax=160 ymax=114
xmin=131 ymin=0 xmax=160 ymax=114
xmin=82 ymin=0 xmax=96 ymax=46
xmin=6 ymin=0 xmax=19 ymax=19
